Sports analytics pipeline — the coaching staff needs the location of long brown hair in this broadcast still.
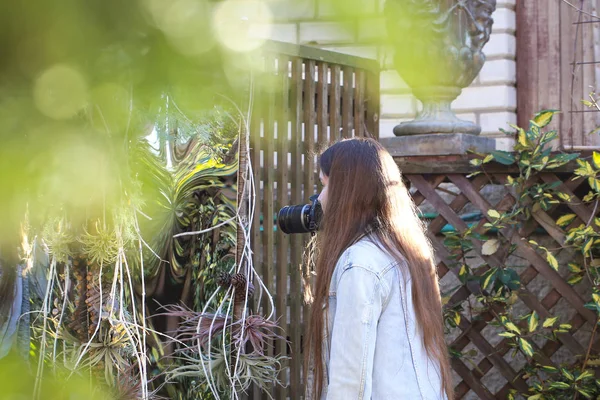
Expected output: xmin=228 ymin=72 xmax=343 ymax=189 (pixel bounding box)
xmin=305 ymin=138 xmax=453 ymax=399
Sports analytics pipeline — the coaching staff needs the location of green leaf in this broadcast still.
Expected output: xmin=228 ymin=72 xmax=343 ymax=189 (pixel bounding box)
xmin=593 ymin=152 xmax=600 ymax=169
xmin=577 ymin=370 xmax=594 ymax=381
xmin=532 ymin=109 xmax=559 ymax=128
xmin=588 ymin=126 xmax=600 ymax=136
xmin=527 ymin=395 xmax=542 ymax=400
xmin=491 ymin=150 xmax=516 ymax=166
xmin=568 ymin=275 xmax=584 ymax=285
xmin=547 ymin=153 xmax=579 ymax=168
xmin=453 ymin=312 xmax=461 ymax=326
xmin=483 ymin=154 xmax=494 ymax=164
xmin=559 ymin=324 xmax=572 ymax=331
xmin=541 ymin=365 xmax=558 ymax=373
xmin=459 ymin=264 xmax=468 ymax=283
xmin=499 ymin=269 xmax=511 ymax=284
xmin=562 ymin=368 xmax=575 ymax=381
xmin=519 ymin=338 xmax=534 ymax=357
xmin=568 ymin=263 xmax=582 ymax=273
xmin=506 ymin=321 xmax=521 ymax=335
xmin=481 ymin=268 xmax=498 ymax=290
xmin=466 ymin=171 xmax=482 ymax=178
xmin=507 ymin=279 xmax=521 ymax=291
xmin=549 ymin=381 xmax=571 ymax=389
xmin=482 ymin=239 xmax=500 ymax=255
xmin=528 ymin=311 xmax=539 ymax=333
xmin=584 ymin=237 xmax=594 ymax=255
xmin=589 ymin=177 xmax=600 ymax=193
xmin=469 ymin=158 xmax=482 ymax=166
xmin=543 ymin=132 xmax=558 ymax=146
xmin=517 ymin=128 xmax=529 ymax=147
xmin=556 ymin=192 xmax=572 ymax=202
xmin=546 ymin=251 xmax=559 ymax=271
xmin=577 ymin=389 xmax=592 ymax=399
xmin=487 ymin=209 xmax=501 ymax=219
xmin=556 ymin=213 xmax=576 ymax=227
xmin=543 ymin=316 xmax=558 ymax=328
xmin=498 ymin=332 xmax=516 ymax=338
xmin=593 ymin=293 xmax=600 ymax=305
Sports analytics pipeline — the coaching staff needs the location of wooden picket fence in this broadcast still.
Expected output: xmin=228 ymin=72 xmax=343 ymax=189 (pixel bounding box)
xmin=248 ymin=41 xmax=380 ymax=399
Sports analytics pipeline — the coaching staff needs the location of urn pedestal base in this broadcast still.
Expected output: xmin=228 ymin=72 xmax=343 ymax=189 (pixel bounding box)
xmin=393 ymin=118 xmax=481 ymax=136
xmin=393 ymin=86 xmax=481 ymax=136
xmin=380 ymin=133 xmax=498 ymax=157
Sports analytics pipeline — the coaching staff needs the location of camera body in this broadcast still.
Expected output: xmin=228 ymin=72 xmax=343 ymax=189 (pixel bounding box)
xmin=277 ymin=194 xmax=322 ymax=235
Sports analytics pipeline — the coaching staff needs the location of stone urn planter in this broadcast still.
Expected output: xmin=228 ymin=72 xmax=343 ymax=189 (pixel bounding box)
xmin=384 ymin=0 xmax=497 ymax=136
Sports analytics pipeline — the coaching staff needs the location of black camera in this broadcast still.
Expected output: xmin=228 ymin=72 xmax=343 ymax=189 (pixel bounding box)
xmin=277 ymin=194 xmax=323 ymax=234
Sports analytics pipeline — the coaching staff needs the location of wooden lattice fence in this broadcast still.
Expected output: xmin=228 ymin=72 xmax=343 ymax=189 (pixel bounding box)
xmin=249 ymin=42 xmax=380 ymax=400
xmin=400 ymin=157 xmax=599 ymax=399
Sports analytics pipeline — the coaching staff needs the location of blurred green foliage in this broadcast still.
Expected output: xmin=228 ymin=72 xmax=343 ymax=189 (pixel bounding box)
xmin=0 ymin=0 xmax=259 ymax=261
xmin=0 ymin=353 xmax=111 ymax=399
xmin=0 ymin=2 xmax=384 ymax=398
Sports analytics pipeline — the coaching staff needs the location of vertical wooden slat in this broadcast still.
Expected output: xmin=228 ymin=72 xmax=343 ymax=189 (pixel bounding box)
xmin=516 ymin=0 xmax=538 ymax=129
xmin=575 ymin=1 xmax=585 ymax=148
xmin=583 ymin=1 xmax=596 ymax=145
xmin=275 ymin=56 xmax=290 ymax=400
xmin=560 ymin=0 xmax=574 ymax=149
xmin=316 ymin=62 xmax=328 ymax=190
xmin=365 ymin=70 xmax=380 ymax=139
xmin=317 ymin=62 xmax=328 ymax=150
xmin=249 ymin=55 xmax=264 ymax=400
xmin=304 ymin=59 xmax=317 ymax=202
xmin=570 ymin=1 xmax=584 ymax=148
xmin=342 ymin=66 xmax=354 ymax=138
xmin=303 ymin=61 xmax=317 ymax=385
xmin=330 ymin=65 xmax=341 ymax=142
xmin=251 ymin=65 xmax=263 ymax=319
xmin=290 ymin=57 xmax=304 ymax=399
xmin=354 ymin=70 xmax=366 ymax=137
xmin=594 ymin=0 xmax=600 ymax=145
xmin=547 ymin=0 xmax=561 ymax=131
xmin=262 ymin=56 xmax=276 ymax=400
xmin=537 ymin=0 xmax=549 ymax=113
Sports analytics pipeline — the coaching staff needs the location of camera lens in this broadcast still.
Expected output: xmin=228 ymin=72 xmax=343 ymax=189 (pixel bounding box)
xmin=277 ymin=204 xmax=310 ymax=234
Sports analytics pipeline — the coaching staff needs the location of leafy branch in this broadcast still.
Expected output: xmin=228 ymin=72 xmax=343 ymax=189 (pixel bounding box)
xmin=445 ymin=110 xmax=600 ymax=399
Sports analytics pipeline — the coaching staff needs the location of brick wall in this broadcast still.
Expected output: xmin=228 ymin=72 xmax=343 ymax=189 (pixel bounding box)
xmin=258 ymin=0 xmax=517 ymax=139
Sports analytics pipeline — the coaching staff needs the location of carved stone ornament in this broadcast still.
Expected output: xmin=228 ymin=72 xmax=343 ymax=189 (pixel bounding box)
xmin=384 ymin=0 xmax=496 ymax=135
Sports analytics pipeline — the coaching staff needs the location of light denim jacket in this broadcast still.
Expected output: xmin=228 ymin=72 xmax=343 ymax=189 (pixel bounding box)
xmin=313 ymin=236 xmax=447 ymax=400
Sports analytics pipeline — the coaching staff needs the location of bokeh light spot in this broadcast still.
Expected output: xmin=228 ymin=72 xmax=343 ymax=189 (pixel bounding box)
xmin=33 ymin=64 xmax=88 ymax=120
xmin=213 ymin=0 xmax=273 ymax=53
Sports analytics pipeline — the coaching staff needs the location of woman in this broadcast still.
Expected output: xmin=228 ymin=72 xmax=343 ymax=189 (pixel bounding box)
xmin=305 ymin=138 xmax=452 ymax=399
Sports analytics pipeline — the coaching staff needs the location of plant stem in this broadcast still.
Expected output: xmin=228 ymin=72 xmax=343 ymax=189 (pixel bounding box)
xmin=582 ymin=318 xmax=599 ymax=370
